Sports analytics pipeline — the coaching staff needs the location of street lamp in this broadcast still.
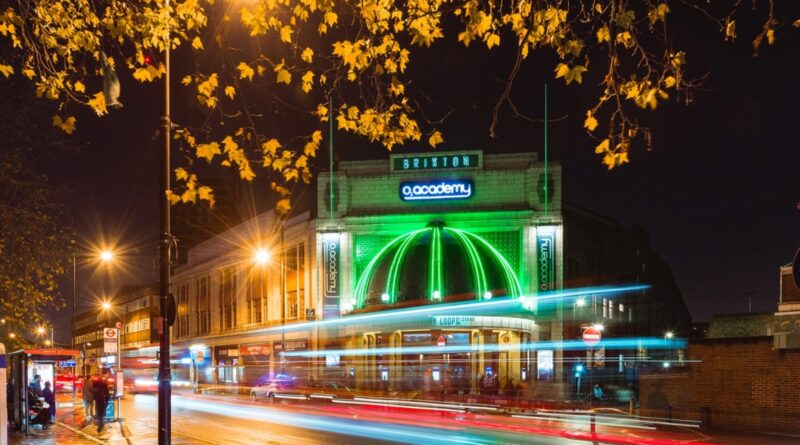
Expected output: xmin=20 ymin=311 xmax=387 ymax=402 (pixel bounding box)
xmin=72 ymin=250 xmax=116 ymax=348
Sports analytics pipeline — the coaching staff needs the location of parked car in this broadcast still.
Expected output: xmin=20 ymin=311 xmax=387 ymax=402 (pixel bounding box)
xmin=250 ymin=374 xmax=297 ymax=400
xmin=305 ymin=381 xmax=354 ymax=401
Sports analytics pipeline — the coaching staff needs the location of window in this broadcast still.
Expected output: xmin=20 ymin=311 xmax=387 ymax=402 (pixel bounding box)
xmin=197 ymin=276 xmax=211 ymax=334
xmin=248 ymin=267 xmax=267 ymax=324
xmin=177 ymin=283 xmax=189 ymax=337
xmin=618 ymin=303 xmax=625 ymax=321
xmin=602 ymin=298 xmax=608 ymax=318
xmin=219 ymin=268 xmax=236 ymax=330
xmin=285 ymin=243 xmax=305 ymax=320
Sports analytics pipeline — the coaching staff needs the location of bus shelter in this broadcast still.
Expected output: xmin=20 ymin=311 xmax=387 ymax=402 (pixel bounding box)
xmin=7 ymin=348 xmax=78 ymax=434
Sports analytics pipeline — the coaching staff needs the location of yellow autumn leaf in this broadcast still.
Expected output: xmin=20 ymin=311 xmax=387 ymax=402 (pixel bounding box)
xmin=88 ymin=92 xmax=107 ymax=116
xmin=174 ymin=167 xmax=190 ymax=181
xmin=181 ymin=75 xmax=192 ymax=85
xmin=224 ymin=85 xmax=236 ymax=99
xmin=276 ymin=68 xmax=292 ymax=85
xmin=428 ymin=130 xmax=444 ymax=147
xmin=279 ymin=25 xmax=293 ymax=43
xmin=21 ymin=68 xmax=35 ymax=79
xmin=52 ymin=115 xmax=77 ymax=134
xmin=596 ymin=26 xmax=610 ymax=43
xmin=197 ymin=186 xmax=215 ymax=207
xmin=196 ymin=141 xmax=221 ymax=161
xmin=554 ymin=63 xmax=587 ymax=85
xmin=276 ymin=198 xmax=292 ymax=215
xmin=766 ymin=28 xmax=775 ymax=45
xmin=166 ymin=190 xmax=181 ymax=205
xmin=616 ymin=31 xmax=633 ymax=48
xmin=485 ymin=33 xmax=500 ymax=49
xmin=192 ymin=36 xmax=204 ymax=50
xmin=74 ymin=81 xmax=86 ymax=93
xmin=301 ymin=47 xmax=314 ymax=63
xmin=663 ymin=76 xmax=676 ymax=88
xmin=595 ymin=138 xmax=610 ymax=154
xmin=584 ymin=111 xmax=598 ymax=132
xmin=301 ymin=70 xmax=314 ymax=93
xmin=262 ymin=138 xmax=281 ymax=155
xmin=0 ymin=64 xmax=13 ymax=78
xmin=237 ymin=62 xmax=255 ymax=81
xmin=324 ymin=11 xmax=338 ymax=26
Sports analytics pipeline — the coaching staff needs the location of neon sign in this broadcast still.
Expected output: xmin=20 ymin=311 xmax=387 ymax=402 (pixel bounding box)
xmin=537 ymin=226 xmax=556 ymax=291
xmin=400 ymin=179 xmax=473 ymax=201
xmin=393 ymin=153 xmax=479 ymax=171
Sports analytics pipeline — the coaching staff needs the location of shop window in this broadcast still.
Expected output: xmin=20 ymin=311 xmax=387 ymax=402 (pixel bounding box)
xmin=219 ymin=268 xmax=236 ymax=330
xmin=197 ymin=275 xmax=211 ymax=334
xmin=285 ymin=243 xmax=305 ymax=321
xmin=248 ymin=267 xmax=267 ymax=324
xmin=177 ymin=282 xmax=189 ymax=337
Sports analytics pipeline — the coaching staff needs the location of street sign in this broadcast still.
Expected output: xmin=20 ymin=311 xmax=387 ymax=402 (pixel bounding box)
xmin=437 ymin=335 xmax=447 ymax=347
xmin=104 ymin=328 xmax=118 ymax=354
xmin=116 ymin=321 xmax=123 ymax=329
xmin=582 ymin=327 xmax=601 ymax=346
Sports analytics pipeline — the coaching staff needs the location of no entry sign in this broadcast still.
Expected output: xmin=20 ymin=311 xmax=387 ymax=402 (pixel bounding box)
xmin=582 ymin=327 xmax=601 ymax=346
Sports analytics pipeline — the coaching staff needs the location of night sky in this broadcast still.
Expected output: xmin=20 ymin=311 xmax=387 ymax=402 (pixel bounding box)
xmin=47 ymin=2 xmax=800 ymax=341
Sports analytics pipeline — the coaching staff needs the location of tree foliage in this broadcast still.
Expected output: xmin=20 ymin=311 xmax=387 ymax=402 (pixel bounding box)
xmin=0 ymin=84 xmax=73 ymax=346
xmin=0 ymin=0 xmax=795 ymax=211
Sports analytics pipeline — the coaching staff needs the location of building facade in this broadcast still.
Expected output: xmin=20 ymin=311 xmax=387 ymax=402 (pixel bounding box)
xmin=163 ymin=150 xmax=688 ymax=398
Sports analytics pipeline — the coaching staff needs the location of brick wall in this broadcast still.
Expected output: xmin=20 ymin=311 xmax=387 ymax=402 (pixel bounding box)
xmin=639 ymin=337 xmax=800 ymax=434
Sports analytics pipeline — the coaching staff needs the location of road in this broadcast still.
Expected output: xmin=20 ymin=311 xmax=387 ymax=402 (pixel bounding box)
xmin=108 ymin=392 xmax=714 ymax=445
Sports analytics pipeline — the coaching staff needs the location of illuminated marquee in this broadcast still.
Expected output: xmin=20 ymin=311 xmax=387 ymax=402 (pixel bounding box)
xmin=400 ymin=179 xmax=473 ymax=201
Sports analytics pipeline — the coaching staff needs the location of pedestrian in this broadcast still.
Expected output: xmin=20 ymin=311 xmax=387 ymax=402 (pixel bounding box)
xmin=83 ymin=374 xmax=95 ymax=423
xmin=42 ymin=381 xmax=56 ymax=423
xmin=593 ymin=384 xmax=604 ymax=401
xmin=28 ymin=374 xmax=43 ymax=397
xmin=91 ymin=374 xmax=110 ymax=433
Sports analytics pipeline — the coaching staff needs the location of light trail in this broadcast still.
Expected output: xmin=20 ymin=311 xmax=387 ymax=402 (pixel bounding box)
xmin=169 ymin=396 xmax=493 ymax=445
xmin=283 ymin=336 xmax=686 ymax=358
xmin=171 ymin=283 xmax=650 ymax=345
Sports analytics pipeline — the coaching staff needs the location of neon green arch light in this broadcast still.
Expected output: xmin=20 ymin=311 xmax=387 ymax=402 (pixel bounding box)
xmin=353 ymin=225 xmax=523 ymax=308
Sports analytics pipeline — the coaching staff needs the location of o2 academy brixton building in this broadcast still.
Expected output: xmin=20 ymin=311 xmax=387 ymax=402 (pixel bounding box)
xmin=168 ymin=150 xmax=690 ymax=398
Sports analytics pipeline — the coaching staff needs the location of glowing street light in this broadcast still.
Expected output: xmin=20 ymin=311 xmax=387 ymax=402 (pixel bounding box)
xmin=253 ymin=248 xmax=270 ymax=265
xmin=102 ymin=301 xmax=112 ymax=311
xmin=9 ymin=333 xmax=16 ymax=339
xmin=591 ymin=323 xmax=605 ymax=332
xmin=576 ymin=298 xmax=586 ymax=307
xmin=665 ymin=331 xmax=674 ymax=339
xmin=36 ymin=326 xmax=45 ymax=335
xmin=100 ymin=250 xmax=115 ymax=262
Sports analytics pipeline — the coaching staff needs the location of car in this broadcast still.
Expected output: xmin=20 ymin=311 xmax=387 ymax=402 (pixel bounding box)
xmin=131 ymin=375 xmax=191 ymax=394
xmin=250 ymin=374 xmax=297 ymax=400
xmin=305 ymin=381 xmax=354 ymax=401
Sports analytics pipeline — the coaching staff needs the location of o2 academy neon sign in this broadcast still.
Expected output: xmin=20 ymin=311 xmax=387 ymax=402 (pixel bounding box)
xmin=400 ymin=179 xmax=474 ymax=201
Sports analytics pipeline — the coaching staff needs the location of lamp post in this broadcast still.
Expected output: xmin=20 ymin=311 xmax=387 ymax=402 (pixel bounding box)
xmin=158 ymin=0 xmax=174 ymax=441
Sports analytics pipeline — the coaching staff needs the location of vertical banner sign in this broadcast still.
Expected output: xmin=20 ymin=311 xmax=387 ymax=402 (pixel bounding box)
xmin=537 ymin=226 xmax=556 ymax=292
xmin=322 ymin=234 xmax=341 ymax=318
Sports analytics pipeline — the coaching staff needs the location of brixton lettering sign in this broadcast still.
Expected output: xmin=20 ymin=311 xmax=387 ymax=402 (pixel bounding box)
xmin=399 ymin=179 xmax=474 ymax=201
xmin=392 ymin=153 xmax=479 ymax=172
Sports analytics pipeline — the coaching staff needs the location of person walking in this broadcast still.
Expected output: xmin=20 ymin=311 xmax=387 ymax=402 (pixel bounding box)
xmin=83 ymin=374 xmax=95 ymax=423
xmin=91 ymin=374 xmax=110 ymax=433
xmin=42 ymin=381 xmax=56 ymax=423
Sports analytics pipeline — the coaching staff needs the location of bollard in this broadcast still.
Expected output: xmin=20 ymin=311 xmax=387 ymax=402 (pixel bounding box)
xmin=1 ymin=343 xmax=7 ymax=445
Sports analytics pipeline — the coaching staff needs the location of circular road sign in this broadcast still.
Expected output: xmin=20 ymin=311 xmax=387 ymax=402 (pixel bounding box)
xmin=582 ymin=327 xmax=601 ymax=347
xmin=437 ymin=335 xmax=446 ymax=347
xmin=104 ymin=328 xmax=117 ymax=339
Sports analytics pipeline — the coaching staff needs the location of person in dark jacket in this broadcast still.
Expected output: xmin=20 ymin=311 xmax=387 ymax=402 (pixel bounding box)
xmin=91 ymin=375 xmax=110 ymax=433
xmin=28 ymin=374 xmax=43 ymax=397
xmin=42 ymin=381 xmax=56 ymax=423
